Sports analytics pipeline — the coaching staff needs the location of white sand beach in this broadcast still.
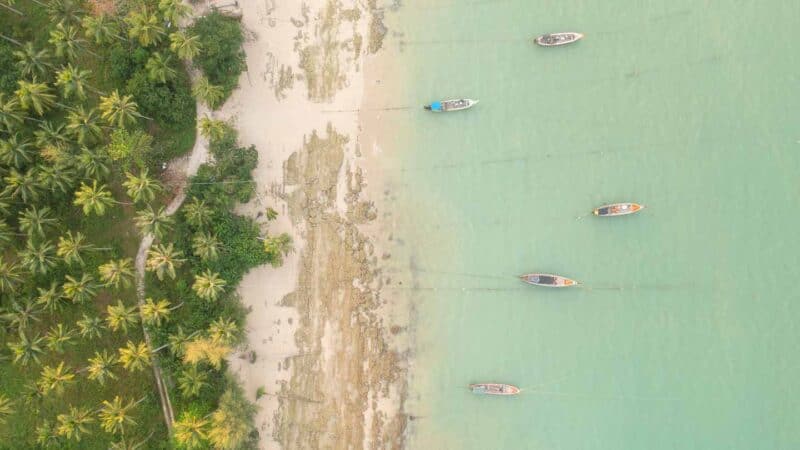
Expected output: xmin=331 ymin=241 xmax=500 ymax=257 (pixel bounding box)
xmin=205 ymin=0 xmax=408 ymax=448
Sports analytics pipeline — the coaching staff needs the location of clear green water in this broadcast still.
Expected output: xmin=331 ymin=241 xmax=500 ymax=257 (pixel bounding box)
xmin=376 ymin=1 xmax=800 ymax=448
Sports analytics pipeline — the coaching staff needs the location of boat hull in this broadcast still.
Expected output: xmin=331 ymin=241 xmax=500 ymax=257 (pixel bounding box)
xmin=425 ymin=99 xmax=479 ymax=112
xmin=519 ymin=273 xmax=578 ymax=287
xmin=535 ymin=32 xmax=584 ymax=47
xmin=593 ymin=203 xmax=644 ymax=217
xmin=470 ymin=383 xmax=520 ymax=396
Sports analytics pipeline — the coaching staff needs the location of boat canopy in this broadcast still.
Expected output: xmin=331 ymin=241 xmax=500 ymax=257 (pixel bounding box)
xmin=430 ymin=101 xmax=442 ymax=111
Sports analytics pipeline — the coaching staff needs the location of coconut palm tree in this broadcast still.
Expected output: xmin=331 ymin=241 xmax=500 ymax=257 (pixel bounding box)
xmin=0 ymin=257 xmax=23 ymax=293
xmin=209 ymin=317 xmax=239 ymax=345
xmin=192 ymin=76 xmax=224 ymax=108
xmin=77 ymin=146 xmax=111 ymax=179
xmin=208 ymin=388 xmax=258 ymax=450
xmin=55 ymin=63 xmax=90 ymax=100
xmin=192 ymin=269 xmax=226 ymax=301
xmin=183 ymin=337 xmax=231 ymax=368
xmin=173 ymin=412 xmax=208 ymax=449
xmin=125 ymin=8 xmax=164 ymax=47
xmin=3 ymin=168 xmax=41 ymax=202
xmin=99 ymin=90 xmax=139 ymax=128
xmin=38 ymin=362 xmax=75 ymax=396
xmin=0 ymin=133 xmax=34 ymax=167
xmin=123 ymin=169 xmax=162 ymax=204
xmin=76 ymin=314 xmax=105 ymax=339
xmin=35 ymin=419 xmax=62 ymax=448
xmin=16 ymin=79 xmax=56 ymax=115
xmin=56 ymin=405 xmax=94 ymax=442
xmin=177 ymin=365 xmax=208 ymax=398
xmin=35 ymin=282 xmax=63 ymax=313
xmin=192 ymin=232 xmax=221 ymax=261
xmin=62 ymin=273 xmax=99 ymax=304
xmin=159 ymin=0 xmax=190 ymax=23
xmin=34 ymin=120 xmax=70 ymax=150
xmin=145 ymin=52 xmax=176 ymax=83
xmin=7 ymin=332 xmax=45 ymax=366
xmin=183 ymin=197 xmax=213 ymax=228
xmin=0 ymin=93 xmax=23 ymax=132
xmin=86 ymin=350 xmax=118 ymax=385
xmin=13 ymin=43 xmax=52 ymax=79
xmin=197 ymin=116 xmax=227 ymax=141
xmin=81 ymin=14 xmax=120 ymax=45
xmin=135 ymin=205 xmax=173 ymax=238
xmin=0 ymin=394 xmax=12 ymax=425
xmin=49 ymin=23 xmax=85 ymax=61
xmin=45 ymin=323 xmax=76 ymax=353
xmin=2 ymin=299 xmax=41 ymax=332
xmin=47 ymin=0 xmax=85 ymax=27
xmin=74 ymin=180 xmax=115 ymax=216
xmin=99 ymin=396 xmax=139 ymax=435
xmin=168 ymin=326 xmax=197 ymax=357
xmin=0 ymin=220 xmax=12 ymax=248
xmin=19 ymin=239 xmax=58 ymax=275
xmin=57 ymin=230 xmax=94 ymax=265
xmin=169 ymin=31 xmax=201 ymax=60
xmin=98 ymin=258 xmax=134 ymax=289
xmin=106 ymin=300 xmax=139 ymax=334
xmin=66 ymin=106 xmax=102 ymax=144
xmin=19 ymin=205 xmax=57 ymax=238
xmin=140 ymin=298 xmax=174 ymax=326
xmin=37 ymin=163 xmax=76 ymax=195
xmin=109 ymin=434 xmax=153 ymax=450
xmin=145 ymin=243 xmax=185 ymax=280
xmin=0 ymin=192 xmax=10 ymax=218
xmin=118 ymin=341 xmax=151 ymax=372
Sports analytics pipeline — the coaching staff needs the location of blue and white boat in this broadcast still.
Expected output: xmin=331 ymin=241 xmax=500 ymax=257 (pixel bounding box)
xmin=424 ymin=99 xmax=478 ymax=112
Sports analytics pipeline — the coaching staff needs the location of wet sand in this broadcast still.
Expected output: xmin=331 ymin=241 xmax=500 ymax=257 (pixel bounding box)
xmin=217 ymin=0 xmax=408 ymax=448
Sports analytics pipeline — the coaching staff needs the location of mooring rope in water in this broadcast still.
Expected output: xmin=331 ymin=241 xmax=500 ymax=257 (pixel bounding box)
xmin=322 ymin=106 xmax=412 ymax=113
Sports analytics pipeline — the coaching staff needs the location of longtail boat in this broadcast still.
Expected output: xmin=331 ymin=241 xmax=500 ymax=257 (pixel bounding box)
xmin=470 ymin=383 xmax=520 ymax=396
xmin=519 ymin=273 xmax=578 ymax=287
xmin=535 ymin=32 xmax=584 ymax=47
xmin=424 ymin=99 xmax=479 ymax=112
xmin=593 ymin=202 xmax=644 ymax=217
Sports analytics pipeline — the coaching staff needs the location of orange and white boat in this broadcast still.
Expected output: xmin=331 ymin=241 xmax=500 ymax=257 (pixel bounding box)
xmin=519 ymin=273 xmax=578 ymax=287
xmin=470 ymin=383 xmax=520 ymax=396
xmin=592 ymin=202 xmax=644 ymax=217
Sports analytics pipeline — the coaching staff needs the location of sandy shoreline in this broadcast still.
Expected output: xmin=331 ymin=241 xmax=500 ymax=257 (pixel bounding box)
xmin=215 ymin=0 xmax=409 ymax=448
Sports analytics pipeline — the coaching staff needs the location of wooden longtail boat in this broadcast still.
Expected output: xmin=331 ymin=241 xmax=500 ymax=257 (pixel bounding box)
xmin=535 ymin=32 xmax=584 ymax=47
xmin=470 ymin=383 xmax=520 ymax=396
xmin=519 ymin=273 xmax=578 ymax=287
xmin=424 ymin=99 xmax=479 ymax=112
xmin=593 ymin=203 xmax=644 ymax=217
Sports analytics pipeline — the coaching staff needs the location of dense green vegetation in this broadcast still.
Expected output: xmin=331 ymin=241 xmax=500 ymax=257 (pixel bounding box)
xmin=0 ymin=1 xmax=277 ymax=449
xmin=146 ymin=121 xmax=292 ymax=449
xmin=189 ymin=12 xmax=246 ymax=107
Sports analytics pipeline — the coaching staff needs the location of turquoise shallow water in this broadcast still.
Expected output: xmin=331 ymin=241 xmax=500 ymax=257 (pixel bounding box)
xmin=374 ymin=1 xmax=800 ymax=448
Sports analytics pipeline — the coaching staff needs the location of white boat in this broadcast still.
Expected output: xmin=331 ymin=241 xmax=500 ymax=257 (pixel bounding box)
xmin=593 ymin=203 xmax=645 ymax=217
xmin=424 ymin=99 xmax=479 ymax=112
xmin=535 ymin=32 xmax=584 ymax=47
xmin=470 ymin=383 xmax=520 ymax=396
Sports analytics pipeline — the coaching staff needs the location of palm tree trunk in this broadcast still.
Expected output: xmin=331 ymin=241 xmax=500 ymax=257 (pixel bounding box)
xmin=0 ymin=2 xmax=23 ymax=16
xmin=0 ymin=33 xmax=23 ymax=47
xmin=168 ymin=301 xmax=185 ymax=311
